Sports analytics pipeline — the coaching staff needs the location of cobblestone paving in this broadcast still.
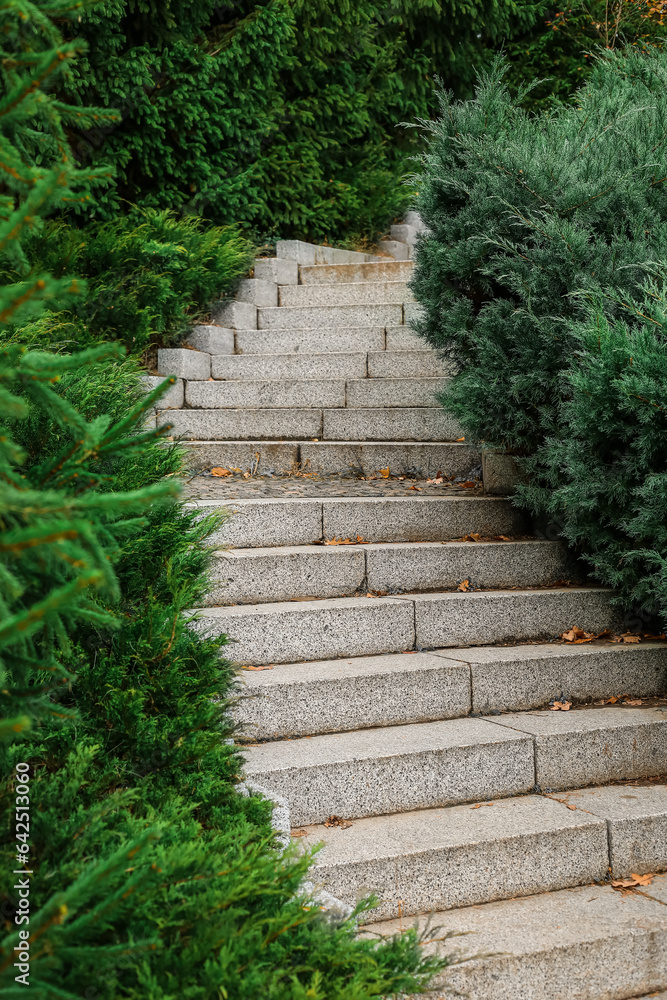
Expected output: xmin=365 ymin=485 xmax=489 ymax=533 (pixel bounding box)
xmin=183 ymin=470 xmax=483 ymax=500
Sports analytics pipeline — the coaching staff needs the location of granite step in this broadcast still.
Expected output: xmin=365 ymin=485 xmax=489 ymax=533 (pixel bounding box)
xmin=162 ymin=406 xmax=461 ymax=442
xmin=299 ymin=793 xmax=610 ymax=919
xmin=241 ymin=707 xmax=667 ymax=825
xmin=278 ymin=280 xmax=414 ymax=308
xmin=190 ymin=587 xmax=620 ymax=664
xmin=198 ymin=495 xmax=528 ymax=548
xmin=231 ymin=642 xmax=667 ymax=740
xmin=205 ymin=350 xmax=448 ymax=380
xmin=257 ymin=303 xmax=404 ymax=330
xmin=204 ymin=539 xmax=573 ymax=606
xmin=182 ymin=376 xmax=449 ymax=410
xmin=182 ymin=440 xmax=478 ymax=476
xmin=299 ymin=261 xmax=413 ymax=284
xmin=236 ymin=327 xmax=386 ymax=355
xmin=365 ymin=876 xmax=667 ymax=1000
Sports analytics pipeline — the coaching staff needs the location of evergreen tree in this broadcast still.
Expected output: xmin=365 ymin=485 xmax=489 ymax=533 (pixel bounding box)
xmin=412 ymin=48 xmax=667 ymax=627
xmin=57 ymin=0 xmax=545 ymax=242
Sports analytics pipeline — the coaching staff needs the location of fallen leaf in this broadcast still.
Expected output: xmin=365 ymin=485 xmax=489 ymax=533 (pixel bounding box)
xmin=324 ymin=536 xmax=363 ymax=545
xmin=470 ymin=802 xmax=493 ymax=809
xmin=291 ymin=829 xmax=308 ymax=838
xmin=459 ymin=481 xmax=477 ymax=489
xmin=611 ymin=872 xmax=655 ymax=889
xmin=380 ymin=467 xmax=390 ymax=478
xmin=409 ymin=485 xmax=422 ymax=491
xmin=242 ymin=664 xmax=274 ymax=671
xmin=324 ymin=815 xmax=352 ymax=829
xmin=623 ymin=635 xmax=641 ymax=644
xmin=210 ymin=467 xmax=231 ymax=477
xmin=561 ymin=626 xmax=608 ymax=644
xmin=624 ymin=699 xmax=643 ymax=705
xmin=462 ymin=533 xmax=482 ymax=542
xmin=456 ymin=436 xmax=466 ymax=442
xmin=457 ymin=579 xmax=471 ymax=592
xmin=550 ymin=700 xmax=572 ymax=711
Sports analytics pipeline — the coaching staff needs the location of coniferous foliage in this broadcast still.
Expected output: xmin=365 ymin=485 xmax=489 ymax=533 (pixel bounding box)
xmin=58 ymin=0 xmax=544 ymax=242
xmin=411 ymin=48 xmax=667 ymax=626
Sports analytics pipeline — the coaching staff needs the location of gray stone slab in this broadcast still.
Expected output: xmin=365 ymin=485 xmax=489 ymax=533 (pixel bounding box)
xmin=186 ymin=325 xmax=234 ymax=354
xmin=368 ymin=350 xmax=451 ymax=378
xmin=377 ymin=240 xmax=409 ymax=260
xmin=243 ymin=717 xmax=534 ymax=824
xmin=404 ymin=210 xmax=427 ymax=232
xmin=258 ymin=303 xmax=403 ymax=330
xmin=237 ymin=277 xmax=278 ymax=307
xmin=236 ymin=327 xmax=385 ymax=355
xmin=404 ymin=301 xmax=426 ymax=324
xmin=210 ymin=299 xmax=257 ymax=330
xmin=185 ymin=378 xmax=345 ymax=408
xmin=300 ymin=441 xmax=479 ymax=477
xmin=253 ymin=257 xmax=299 ymax=284
xmin=385 ymin=325 xmax=429 ymax=351
xmin=345 ymin=376 xmax=449 ymax=407
xmin=156 ymin=348 xmax=210 ymax=380
xmin=191 ymin=595 xmax=415 ymax=665
xmin=232 ymin=651 xmax=471 ymax=739
xmin=299 ymin=261 xmax=413 ymax=285
xmin=490 ymin=706 xmax=667 ymax=790
xmin=181 ymin=440 xmax=298 ymax=473
xmin=461 ymin=642 xmax=667 ymax=713
xmin=322 ymin=496 xmax=528 ymax=543
xmin=556 ymin=783 xmax=667 ymax=877
xmin=140 ymin=375 xmax=184 ymax=410
xmin=159 ymin=408 xmax=322 ymax=440
xmin=366 ymin=878 xmax=667 ymax=1000
xmin=390 ymin=222 xmax=419 ymax=245
xmin=279 ymin=281 xmax=414 ymax=308
xmin=211 ymin=352 xmax=367 ymax=381
xmin=303 ymin=795 xmax=607 ymax=920
xmin=301 ymin=441 xmax=479 ymax=476
xmin=323 ymin=407 xmax=462 ymax=441
xmin=197 ymin=498 xmax=323 ymax=549
xmin=366 ymin=540 xmax=574 ymax=593
xmin=206 ymin=544 xmax=365 ymax=605
xmin=414 ymin=587 xmax=621 ymax=648
xmin=276 ymin=240 xmax=369 ymax=265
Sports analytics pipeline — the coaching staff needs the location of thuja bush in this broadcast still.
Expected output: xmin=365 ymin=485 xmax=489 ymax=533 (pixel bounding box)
xmin=58 ymin=0 xmax=544 ymax=242
xmin=411 ymin=48 xmax=667 ymax=626
xmin=10 ymin=210 xmax=254 ymax=353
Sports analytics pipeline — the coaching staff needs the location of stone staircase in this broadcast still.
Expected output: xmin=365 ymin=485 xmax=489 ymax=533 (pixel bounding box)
xmin=151 ymin=226 xmax=667 ymax=999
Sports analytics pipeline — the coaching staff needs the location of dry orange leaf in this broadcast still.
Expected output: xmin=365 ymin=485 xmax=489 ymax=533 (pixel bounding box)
xmin=324 ymin=815 xmax=352 ymax=829
xmin=291 ymin=829 xmax=308 ymax=838
xmin=457 ymin=579 xmax=471 ymax=592
xmin=210 ymin=467 xmax=231 ymax=477
xmin=462 ymin=533 xmax=482 ymax=542
xmin=243 ymin=664 xmax=274 ymax=671
xmin=623 ymin=635 xmax=641 ymax=644
xmin=624 ymin=698 xmax=643 ymax=705
xmin=379 ymin=467 xmax=390 ymax=478
xmin=561 ymin=626 xmax=607 ymax=644
xmin=611 ymin=872 xmax=655 ymax=889
xmin=550 ymin=700 xmax=572 ymax=711
xmin=470 ymin=802 xmax=493 ymax=809
xmin=456 ymin=436 xmax=466 ymax=442
xmin=324 ymin=535 xmax=364 ymax=546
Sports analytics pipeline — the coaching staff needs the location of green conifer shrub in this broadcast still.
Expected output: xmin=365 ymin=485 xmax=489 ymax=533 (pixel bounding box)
xmin=58 ymin=0 xmax=544 ymax=242
xmin=12 ymin=211 xmax=254 ymax=353
xmin=411 ymin=48 xmax=667 ymax=627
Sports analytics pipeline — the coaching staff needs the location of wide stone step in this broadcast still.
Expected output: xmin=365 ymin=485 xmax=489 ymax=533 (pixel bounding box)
xmin=367 ymin=350 xmax=450 ymax=378
xmin=190 ymin=587 xmax=620 ymax=664
xmin=232 ymin=642 xmax=667 ymax=740
xmin=212 ymin=351 xmax=367 ymax=380
xmin=300 ymin=793 xmax=609 ymax=919
xmin=182 ymin=440 xmax=478 ymax=476
xmin=386 ymin=325 xmax=429 ymax=351
xmin=278 ymin=280 xmax=414 ymax=307
xmin=199 ymin=495 xmax=528 ymax=548
xmin=183 ymin=377 xmax=449 ymax=410
xmin=163 ymin=407 xmax=462 ymax=442
xmin=366 ymin=876 xmax=667 ymax=1000
xmin=258 ymin=303 xmax=404 ymax=330
xmin=243 ymin=716 xmax=535 ymax=824
xmin=242 ymin=707 xmax=667 ymax=825
xmin=299 ymin=261 xmax=413 ymax=284
xmin=205 ymin=539 xmax=572 ymax=606
xmin=236 ymin=327 xmax=385 ymax=355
